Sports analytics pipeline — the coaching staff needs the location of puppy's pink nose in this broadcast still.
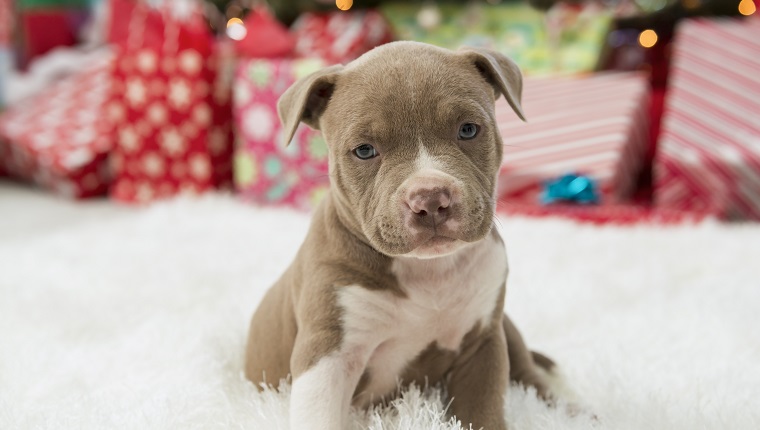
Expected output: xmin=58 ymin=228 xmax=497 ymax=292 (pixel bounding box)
xmin=405 ymin=187 xmax=451 ymax=224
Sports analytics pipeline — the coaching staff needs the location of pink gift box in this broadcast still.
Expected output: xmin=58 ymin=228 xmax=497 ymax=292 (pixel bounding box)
xmin=233 ymin=58 xmax=330 ymax=210
xmin=496 ymin=72 xmax=651 ymax=204
xmin=654 ymin=18 xmax=760 ymax=220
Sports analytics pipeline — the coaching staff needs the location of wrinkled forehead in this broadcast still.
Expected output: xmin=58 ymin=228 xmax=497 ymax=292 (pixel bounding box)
xmin=325 ymin=59 xmax=494 ymax=144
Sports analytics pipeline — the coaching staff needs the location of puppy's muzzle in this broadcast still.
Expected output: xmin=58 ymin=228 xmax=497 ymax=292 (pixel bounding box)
xmin=403 ymin=178 xmax=460 ymax=235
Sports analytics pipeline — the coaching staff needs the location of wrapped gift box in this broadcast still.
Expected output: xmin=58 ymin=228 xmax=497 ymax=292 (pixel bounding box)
xmin=292 ymin=9 xmax=394 ymax=65
xmin=234 ymin=6 xmax=295 ymax=58
xmin=233 ymin=58 xmax=329 ymax=210
xmin=232 ymin=8 xmax=395 ymax=210
xmin=0 ymin=0 xmax=11 ymax=47
xmin=16 ymin=0 xmax=93 ymax=67
xmin=654 ymin=18 xmax=760 ymax=221
xmin=496 ymin=72 xmax=650 ymax=205
xmin=0 ymin=52 xmax=113 ymax=197
xmin=498 ymin=202 xmax=708 ymax=225
xmin=107 ymin=3 xmax=234 ymax=204
xmin=381 ymin=2 xmax=612 ymax=75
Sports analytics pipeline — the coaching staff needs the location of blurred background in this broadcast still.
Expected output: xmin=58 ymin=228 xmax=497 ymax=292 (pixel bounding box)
xmin=2 ymin=5 xmax=760 ymax=427
xmin=0 ymin=0 xmax=758 ymax=224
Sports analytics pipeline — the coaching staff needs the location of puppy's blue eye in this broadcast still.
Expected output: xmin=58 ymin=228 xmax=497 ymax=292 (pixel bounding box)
xmin=458 ymin=123 xmax=479 ymax=140
xmin=353 ymin=144 xmax=378 ymax=160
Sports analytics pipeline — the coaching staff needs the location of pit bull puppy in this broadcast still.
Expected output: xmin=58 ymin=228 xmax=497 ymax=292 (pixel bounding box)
xmin=245 ymin=41 xmax=562 ymax=430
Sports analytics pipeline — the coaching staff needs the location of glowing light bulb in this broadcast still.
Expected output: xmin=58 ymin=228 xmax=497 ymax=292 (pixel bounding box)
xmin=739 ymin=0 xmax=756 ymax=16
xmin=638 ymin=29 xmax=658 ymax=49
xmin=226 ymin=18 xmax=247 ymax=41
xmin=336 ymin=0 xmax=353 ymax=11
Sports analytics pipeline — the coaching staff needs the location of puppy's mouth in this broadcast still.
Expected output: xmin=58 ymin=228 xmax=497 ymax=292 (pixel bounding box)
xmin=424 ymin=235 xmax=457 ymax=246
xmin=372 ymin=197 xmax=493 ymax=258
xmin=406 ymin=233 xmax=465 ymax=258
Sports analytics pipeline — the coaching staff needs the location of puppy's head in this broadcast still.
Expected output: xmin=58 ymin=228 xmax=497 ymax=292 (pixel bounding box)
xmin=278 ymin=42 xmax=525 ymax=258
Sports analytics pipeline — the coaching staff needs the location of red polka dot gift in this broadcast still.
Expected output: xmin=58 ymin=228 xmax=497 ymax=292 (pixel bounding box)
xmin=0 ymin=53 xmax=114 ymax=198
xmin=107 ymin=0 xmax=233 ymax=204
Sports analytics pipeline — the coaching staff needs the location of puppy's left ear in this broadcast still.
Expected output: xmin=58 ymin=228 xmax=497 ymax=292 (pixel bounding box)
xmin=460 ymin=47 xmax=526 ymax=122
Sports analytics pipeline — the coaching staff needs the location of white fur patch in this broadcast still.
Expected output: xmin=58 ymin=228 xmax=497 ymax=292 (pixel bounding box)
xmin=413 ymin=145 xmax=460 ymax=185
xmin=415 ymin=144 xmax=444 ymax=172
xmin=290 ymin=348 xmax=368 ymax=430
xmin=338 ymin=232 xmax=508 ymax=408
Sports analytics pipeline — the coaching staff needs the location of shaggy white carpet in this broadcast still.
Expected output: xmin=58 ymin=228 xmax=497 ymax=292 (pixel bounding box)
xmin=1 ymin=191 xmax=759 ymax=430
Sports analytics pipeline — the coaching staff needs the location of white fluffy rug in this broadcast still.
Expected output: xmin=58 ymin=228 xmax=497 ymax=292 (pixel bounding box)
xmin=1 ymin=194 xmax=759 ymax=430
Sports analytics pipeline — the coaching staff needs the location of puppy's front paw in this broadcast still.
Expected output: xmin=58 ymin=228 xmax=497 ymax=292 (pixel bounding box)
xmin=534 ymin=363 xmax=596 ymax=420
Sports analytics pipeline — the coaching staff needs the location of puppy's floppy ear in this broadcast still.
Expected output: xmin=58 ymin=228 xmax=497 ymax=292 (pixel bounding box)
xmin=277 ymin=64 xmax=344 ymax=146
xmin=460 ymin=47 xmax=526 ymax=122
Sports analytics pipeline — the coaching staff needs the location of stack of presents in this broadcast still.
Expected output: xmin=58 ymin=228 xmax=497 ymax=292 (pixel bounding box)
xmin=1 ymin=0 xmax=759 ymax=223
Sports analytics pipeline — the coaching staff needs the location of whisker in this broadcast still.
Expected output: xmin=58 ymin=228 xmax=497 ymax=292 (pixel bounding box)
xmin=491 ymin=214 xmax=504 ymax=230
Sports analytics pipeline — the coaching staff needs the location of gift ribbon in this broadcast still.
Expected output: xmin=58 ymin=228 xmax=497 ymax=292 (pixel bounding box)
xmin=541 ymin=173 xmax=600 ymax=205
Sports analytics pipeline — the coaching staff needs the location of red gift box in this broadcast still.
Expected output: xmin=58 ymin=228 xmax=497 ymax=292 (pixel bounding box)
xmin=654 ymin=18 xmax=760 ymax=221
xmin=291 ymin=9 xmax=393 ymax=64
xmin=234 ymin=6 xmax=295 ymax=58
xmin=496 ymin=72 xmax=650 ymax=205
xmin=18 ymin=8 xmax=92 ymax=68
xmin=0 ymin=52 xmax=114 ymax=198
xmin=107 ymin=1 xmax=233 ymax=203
xmin=0 ymin=0 xmax=11 ymax=46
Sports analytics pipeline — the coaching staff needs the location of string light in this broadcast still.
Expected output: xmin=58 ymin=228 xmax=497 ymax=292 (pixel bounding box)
xmin=336 ymin=0 xmax=353 ymax=11
xmin=226 ymin=18 xmax=246 ymax=41
xmin=638 ymin=29 xmax=658 ymax=48
xmin=738 ymin=0 xmax=756 ymax=16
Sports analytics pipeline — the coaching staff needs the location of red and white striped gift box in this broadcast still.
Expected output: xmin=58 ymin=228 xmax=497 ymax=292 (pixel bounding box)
xmin=496 ymin=72 xmax=650 ymax=204
xmin=654 ymin=18 xmax=760 ymax=220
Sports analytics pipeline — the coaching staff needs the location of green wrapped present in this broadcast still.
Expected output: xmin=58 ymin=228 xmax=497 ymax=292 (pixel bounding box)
xmin=380 ymin=2 xmax=612 ymax=76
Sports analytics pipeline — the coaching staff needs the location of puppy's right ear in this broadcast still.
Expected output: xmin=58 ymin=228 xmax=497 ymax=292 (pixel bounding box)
xmin=277 ymin=65 xmax=344 ymax=146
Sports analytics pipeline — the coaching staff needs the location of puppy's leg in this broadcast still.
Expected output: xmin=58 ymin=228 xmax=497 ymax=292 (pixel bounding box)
xmin=244 ymin=281 xmax=297 ymax=388
xmin=447 ymin=322 xmax=509 ymax=430
xmin=289 ymin=332 xmax=369 ymax=430
xmin=503 ymin=314 xmax=554 ymax=400
xmin=504 ymin=314 xmax=584 ymax=408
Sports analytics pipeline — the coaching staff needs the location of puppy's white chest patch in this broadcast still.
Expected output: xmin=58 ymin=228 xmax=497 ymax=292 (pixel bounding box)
xmin=338 ymin=234 xmax=507 ymax=406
